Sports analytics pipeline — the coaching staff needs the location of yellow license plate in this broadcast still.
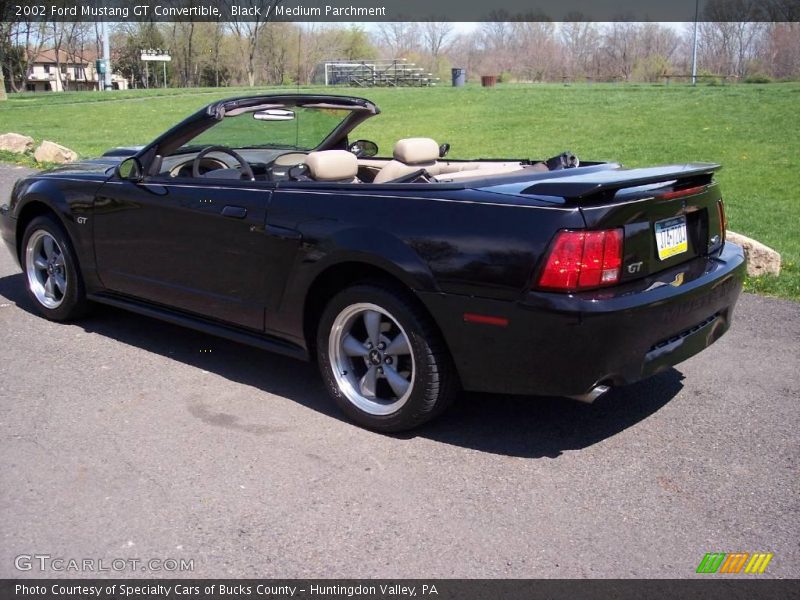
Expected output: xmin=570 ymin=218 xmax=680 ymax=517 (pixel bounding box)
xmin=655 ymin=216 xmax=688 ymax=260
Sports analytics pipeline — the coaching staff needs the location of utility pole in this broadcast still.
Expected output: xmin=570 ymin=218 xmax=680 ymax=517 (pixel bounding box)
xmin=101 ymin=22 xmax=112 ymax=90
xmin=691 ymin=0 xmax=700 ymax=86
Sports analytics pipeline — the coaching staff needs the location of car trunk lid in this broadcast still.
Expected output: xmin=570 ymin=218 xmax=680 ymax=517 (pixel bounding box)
xmin=518 ymin=163 xmax=726 ymax=282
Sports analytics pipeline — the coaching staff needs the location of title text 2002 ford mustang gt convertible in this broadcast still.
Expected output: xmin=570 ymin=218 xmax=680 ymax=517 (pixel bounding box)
xmin=0 ymin=94 xmax=745 ymax=431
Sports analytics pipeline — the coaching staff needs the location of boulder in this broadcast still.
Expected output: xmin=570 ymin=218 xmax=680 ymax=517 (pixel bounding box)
xmin=726 ymin=231 xmax=781 ymax=277
xmin=34 ymin=140 xmax=77 ymax=164
xmin=0 ymin=132 xmax=34 ymax=154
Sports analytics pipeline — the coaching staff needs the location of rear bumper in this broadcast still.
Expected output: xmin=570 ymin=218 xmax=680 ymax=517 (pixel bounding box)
xmin=418 ymin=242 xmax=746 ymax=397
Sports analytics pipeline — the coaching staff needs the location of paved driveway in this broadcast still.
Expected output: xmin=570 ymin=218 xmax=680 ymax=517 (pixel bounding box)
xmin=0 ymin=165 xmax=797 ymax=578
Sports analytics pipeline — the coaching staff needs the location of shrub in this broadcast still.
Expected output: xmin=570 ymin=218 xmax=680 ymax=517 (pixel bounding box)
xmin=744 ymin=73 xmax=773 ymax=84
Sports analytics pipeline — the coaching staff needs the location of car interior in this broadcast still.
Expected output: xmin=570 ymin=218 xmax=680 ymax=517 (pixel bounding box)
xmin=156 ymin=138 xmax=563 ymax=186
xmin=152 ymin=102 xmax=572 ymax=185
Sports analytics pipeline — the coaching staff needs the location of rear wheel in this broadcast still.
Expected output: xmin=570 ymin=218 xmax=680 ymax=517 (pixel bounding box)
xmin=317 ymin=284 xmax=457 ymax=432
xmin=21 ymin=216 xmax=89 ymax=321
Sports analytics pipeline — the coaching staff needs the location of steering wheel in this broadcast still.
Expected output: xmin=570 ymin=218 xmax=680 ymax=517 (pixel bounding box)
xmin=192 ymin=145 xmax=255 ymax=181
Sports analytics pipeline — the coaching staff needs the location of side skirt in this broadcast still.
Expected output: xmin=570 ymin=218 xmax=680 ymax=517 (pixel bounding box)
xmin=87 ymin=292 xmax=309 ymax=361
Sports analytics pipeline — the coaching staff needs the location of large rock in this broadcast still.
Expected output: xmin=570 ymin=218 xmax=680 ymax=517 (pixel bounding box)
xmin=0 ymin=133 xmax=34 ymax=154
xmin=34 ymin=140 xmax=77 ymax=164
xmin=726 ymin=231 xmax=781 ymax=277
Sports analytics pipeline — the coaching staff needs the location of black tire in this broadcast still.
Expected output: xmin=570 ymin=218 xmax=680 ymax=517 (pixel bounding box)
xmin=20 ymin=215 xmax=89 ymax=321
xmin=317 ymin=283 xmax=457 ymax=432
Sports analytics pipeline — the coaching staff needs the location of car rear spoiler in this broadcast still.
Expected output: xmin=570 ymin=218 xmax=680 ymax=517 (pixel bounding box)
xmin=521 ymin=163 xmax=721 ymax=203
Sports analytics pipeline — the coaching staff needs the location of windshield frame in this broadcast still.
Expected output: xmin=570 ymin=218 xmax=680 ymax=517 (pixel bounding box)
xmin=136 ymin=94 xmax=379 ymax=177
xmin=177 ymin=103 xmax=361 ymax=154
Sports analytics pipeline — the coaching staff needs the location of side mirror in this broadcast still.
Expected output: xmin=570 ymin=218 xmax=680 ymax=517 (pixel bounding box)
xmin=439 ymin=143 xmax=451 ymax=158
xmin=116 ymin=157 xmax=143 ymax=181
xmin=349 ymin=139 xmax=378 ymax=158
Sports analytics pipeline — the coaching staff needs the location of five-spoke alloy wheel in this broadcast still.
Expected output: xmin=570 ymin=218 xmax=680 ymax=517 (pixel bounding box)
xmin=25 ymin=229 xmax=67 ymax=309
xmin=329 ymin=302 xmax=416 ymax=416
xmin=318 ymin=283 xmax=457 ymax=431
xmin=21 ymin=216 xmax=88 ymax=321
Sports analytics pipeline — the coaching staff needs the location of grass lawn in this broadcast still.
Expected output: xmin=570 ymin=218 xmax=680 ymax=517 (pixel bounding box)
xmin=1 ymin=82 xmax=798 ymax=300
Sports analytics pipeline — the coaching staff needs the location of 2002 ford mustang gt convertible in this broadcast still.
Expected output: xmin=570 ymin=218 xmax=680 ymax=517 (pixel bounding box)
xmin=0 ymin=94 xmax=745 ymax=431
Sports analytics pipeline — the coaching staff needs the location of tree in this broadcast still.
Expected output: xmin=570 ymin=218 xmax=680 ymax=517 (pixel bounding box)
xmin=421 ymin=22 xmax=453 ymax=74
xmin=376 ymin=22 xmax=420 ymax=58
xmin=293 ymin=24 xmax=337 ymax=85
xmin=340 ymin=25 xmax=377 ymax=61
xmin=170 ymin=21 xmax=198 ymax=87
xmin=763 ymin=23 xmax=800 ymax=79
xmin=477 ymin=20 xmax=515 ymax=74
xmin=0 ymin=5 xmax=16 ymax=96
xmin=560 ymin=21 xmax=600 ymax=80
xmin=50 ymin=22 xmax=89 ymax=91
xmin=700 ymin=0 xmax=768 ymax=78
xmin=600 ymin=22 xmax=642 ymax=81
xmin=209 ymin=20 xmax=226 ymax=87
xmin=229 ymin=0 xmax=267 ymax=87
xmin=259 ymin=22 xmax=294 ymax=85
xmin=698 ymin=21 xmax=765 ymax=79
xmin=1 ymin=16 xmax=50 ymax=93
xmin=633 ymin=23 xmax=680 ymax=81
xmin=510 ymin=21 xmax=558 ymax=82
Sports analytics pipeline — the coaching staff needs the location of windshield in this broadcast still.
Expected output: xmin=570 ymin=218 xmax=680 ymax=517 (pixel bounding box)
xmin=181 ymin=105 xmax=353 ymax=152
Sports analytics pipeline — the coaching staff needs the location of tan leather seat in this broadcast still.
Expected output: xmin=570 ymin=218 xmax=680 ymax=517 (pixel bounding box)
xmin=373 ymin=138 xmax=440 ymax=183
xmin=305 ymin=150 xmax=359 ymax=182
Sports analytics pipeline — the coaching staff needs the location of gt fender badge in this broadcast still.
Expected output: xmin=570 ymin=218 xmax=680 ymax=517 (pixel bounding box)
xmin=76 ymin=217 xmax=88 ymax=224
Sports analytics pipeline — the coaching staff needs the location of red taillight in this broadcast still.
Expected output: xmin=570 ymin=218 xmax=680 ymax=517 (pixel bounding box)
xmin=537 ymin=229 xmax=624 ymax=292
xmin=717 ymin=199 xmax=727 ymax=243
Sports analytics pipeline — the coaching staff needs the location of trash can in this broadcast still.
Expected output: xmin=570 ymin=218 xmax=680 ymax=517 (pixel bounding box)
xmin=481 ymin=75 xmax=497 ymax=87
xmin=451 ymin=68 xmax=466 ymax=87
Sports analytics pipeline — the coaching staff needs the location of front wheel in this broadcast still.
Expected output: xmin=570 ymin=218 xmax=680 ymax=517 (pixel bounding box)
xmin=317 ymin=284 xmax=457 ymax=432
xmin=21 ymin=216 xmax=89 ymax=321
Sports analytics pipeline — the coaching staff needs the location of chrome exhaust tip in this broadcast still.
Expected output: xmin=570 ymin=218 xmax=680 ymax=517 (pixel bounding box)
xmin=568 ymin=384 xmax=611 ymax=404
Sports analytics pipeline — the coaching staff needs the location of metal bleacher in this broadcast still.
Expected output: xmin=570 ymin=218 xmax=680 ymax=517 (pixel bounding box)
xmin=320 ymin=59 xmax=439 ymax=87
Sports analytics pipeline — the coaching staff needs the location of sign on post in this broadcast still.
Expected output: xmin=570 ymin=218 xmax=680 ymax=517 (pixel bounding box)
xmin=140 ymin=50 xmax=171 ymax=89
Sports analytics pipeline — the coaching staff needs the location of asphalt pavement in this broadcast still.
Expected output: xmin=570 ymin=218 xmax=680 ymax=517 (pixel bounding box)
xmin=0 ymin=165 xmax=798 ymax=578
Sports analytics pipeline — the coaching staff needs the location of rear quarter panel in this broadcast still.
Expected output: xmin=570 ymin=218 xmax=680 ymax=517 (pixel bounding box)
xmin=268 ymin=183 xmax=585 ymax=339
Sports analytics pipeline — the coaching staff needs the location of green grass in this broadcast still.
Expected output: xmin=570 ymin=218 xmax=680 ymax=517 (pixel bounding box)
xmin=1 ymin=83 xmax=798 ymax=300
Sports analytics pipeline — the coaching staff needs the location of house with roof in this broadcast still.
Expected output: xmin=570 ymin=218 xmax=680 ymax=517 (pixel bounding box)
xmin=25 ymin=49 xmax=128 ymax=92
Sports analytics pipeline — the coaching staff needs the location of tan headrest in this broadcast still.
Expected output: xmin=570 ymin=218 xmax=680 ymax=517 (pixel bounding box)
xmin=393 ymin=138 xmax=439 ymax=164
xmin=305 ymin=150 xmax=358 ymax=182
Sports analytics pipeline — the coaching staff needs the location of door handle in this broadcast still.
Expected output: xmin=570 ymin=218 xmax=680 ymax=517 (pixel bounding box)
xmin=221 ymin=205 xmax=247 ymax=219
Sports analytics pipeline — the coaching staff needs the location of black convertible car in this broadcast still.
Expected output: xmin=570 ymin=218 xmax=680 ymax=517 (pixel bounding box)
xmin=0 ymin=94 xmax=745 ymax=431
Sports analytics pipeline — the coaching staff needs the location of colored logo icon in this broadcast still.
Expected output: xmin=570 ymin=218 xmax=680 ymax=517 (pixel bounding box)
xmin=697 ymin=552 xmax=774 ymax=574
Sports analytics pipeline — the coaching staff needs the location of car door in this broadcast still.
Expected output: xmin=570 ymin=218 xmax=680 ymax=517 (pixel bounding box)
xmin=93 ymin=175 xmax=279 ymax=331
